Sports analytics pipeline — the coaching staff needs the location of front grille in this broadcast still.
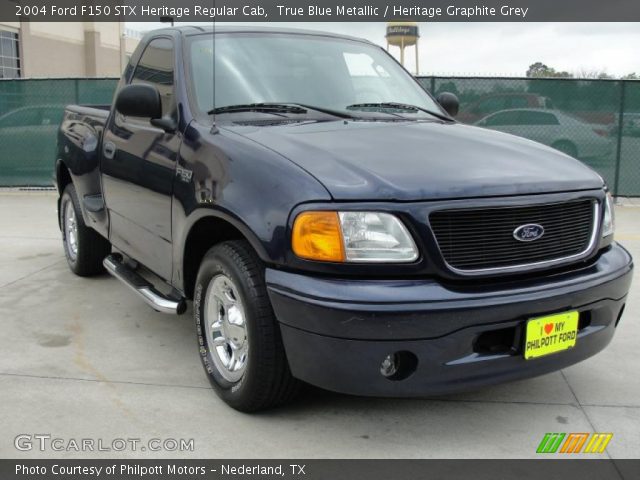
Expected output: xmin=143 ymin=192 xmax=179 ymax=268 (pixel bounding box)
xmin=429 ymin=199 xmax=597 ymax=272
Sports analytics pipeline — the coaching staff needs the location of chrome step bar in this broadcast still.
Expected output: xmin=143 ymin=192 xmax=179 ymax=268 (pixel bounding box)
xmin=103 ymin=254 xmax=187 ymax=315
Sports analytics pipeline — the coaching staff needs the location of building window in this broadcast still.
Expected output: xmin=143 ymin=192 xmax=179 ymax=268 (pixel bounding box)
xmin=0 ymin=30 xmax=21 ymax=79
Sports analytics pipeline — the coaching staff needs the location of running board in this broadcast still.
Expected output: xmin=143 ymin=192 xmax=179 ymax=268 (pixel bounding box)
xmin=103 ymin=254 xmax=187 ymax=315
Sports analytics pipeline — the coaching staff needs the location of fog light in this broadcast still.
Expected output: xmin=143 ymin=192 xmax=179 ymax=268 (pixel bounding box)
xmin=380 ymin=351 xmax=419 ymax=381
xmin=380 ymin=353 xmax=399 ymax=378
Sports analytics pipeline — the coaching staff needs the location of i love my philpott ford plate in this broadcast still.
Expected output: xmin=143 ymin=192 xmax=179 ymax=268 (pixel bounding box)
xmin=525 ymin=311 xmax=579 ymax=360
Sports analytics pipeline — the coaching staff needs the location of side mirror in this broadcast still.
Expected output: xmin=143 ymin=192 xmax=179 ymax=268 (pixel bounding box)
xmin=115 ymin=84 xmax=162 ymax=119
xmin=436 ymin=92 xmax=460 ymax=118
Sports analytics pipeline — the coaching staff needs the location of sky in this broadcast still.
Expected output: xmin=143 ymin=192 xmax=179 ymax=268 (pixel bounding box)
xmin=126 ymin=22 xmax=640 ymax=77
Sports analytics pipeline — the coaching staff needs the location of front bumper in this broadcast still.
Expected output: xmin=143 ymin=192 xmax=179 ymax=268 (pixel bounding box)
xmin=266 ymin=244 xmax=633 ymax=396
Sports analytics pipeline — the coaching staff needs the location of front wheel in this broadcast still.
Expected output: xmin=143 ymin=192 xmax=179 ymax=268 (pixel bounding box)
xmin=194 ymin=240 xmax=299 ymax=412
xmin=60 ymin=184 xmax=111 ymax=276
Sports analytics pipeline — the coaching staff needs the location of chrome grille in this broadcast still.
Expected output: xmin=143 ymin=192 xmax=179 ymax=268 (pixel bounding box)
xmin=429 ymin=199 xmax=598 ymax=272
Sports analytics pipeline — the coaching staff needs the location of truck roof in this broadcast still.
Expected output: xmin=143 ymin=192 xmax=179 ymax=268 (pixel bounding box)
xmin=141 ymin=25 xmax=372 ymax=45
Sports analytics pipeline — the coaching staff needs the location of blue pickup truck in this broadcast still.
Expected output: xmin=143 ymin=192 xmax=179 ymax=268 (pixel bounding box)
xmin=55 ymin=26 xmax=632 ymax=411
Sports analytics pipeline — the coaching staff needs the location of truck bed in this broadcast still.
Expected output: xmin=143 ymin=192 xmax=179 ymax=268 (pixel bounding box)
xmin=56 ymin=104 xmax=112 ymax=236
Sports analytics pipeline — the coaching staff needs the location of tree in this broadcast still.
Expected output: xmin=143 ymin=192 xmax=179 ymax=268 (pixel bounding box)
xmin=527 ymin=63 xmax=639 ymax=80
xmin=526 ymin=62 xmax=573 ymax=78
xmin=574 ymin=68 xmax=614 ymax=79
xmin=527 ymin=62 xmax=550 ymax=77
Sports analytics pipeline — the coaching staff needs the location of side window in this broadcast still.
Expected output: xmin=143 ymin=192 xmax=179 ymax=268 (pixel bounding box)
xmin=540 ymin=112 xmax=559 ymax=125
xmin=484 ymin=111 xmax=519 ymax=127
xmin=520 ymin=111 xmax=559 ymax=126
xmin=131 ymin=38 xmax=174 ymax=118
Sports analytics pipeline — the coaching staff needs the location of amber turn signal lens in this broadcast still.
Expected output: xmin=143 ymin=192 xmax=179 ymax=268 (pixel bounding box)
xmin=292 ymin=211 xmax=345 ymax=262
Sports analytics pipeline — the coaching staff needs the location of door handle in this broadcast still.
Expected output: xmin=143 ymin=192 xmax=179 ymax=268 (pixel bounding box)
xmin=103 ymin=141 xmax=116 ymax=159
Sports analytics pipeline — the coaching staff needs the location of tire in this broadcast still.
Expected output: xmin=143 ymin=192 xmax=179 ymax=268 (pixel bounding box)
xmin=552 ymin=140 xmax=578 ymax=158
xmin=60 ymin=184 xmax=111 ymax=276
xmin=194 ymin=240 xmax=299 ymax=412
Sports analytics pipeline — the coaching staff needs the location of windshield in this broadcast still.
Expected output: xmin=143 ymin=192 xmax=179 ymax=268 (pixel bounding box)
xmin=188 ymin=33 xmax=442 ymax=118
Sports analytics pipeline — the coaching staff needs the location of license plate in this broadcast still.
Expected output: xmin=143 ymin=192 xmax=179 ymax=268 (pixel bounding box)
xmin=524 ymin=311 xmax=579 ymax=360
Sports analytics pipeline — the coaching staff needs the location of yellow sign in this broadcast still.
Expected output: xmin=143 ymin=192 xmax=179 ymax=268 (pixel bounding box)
xmin=525 ymin=311 xmax=579 ymax=359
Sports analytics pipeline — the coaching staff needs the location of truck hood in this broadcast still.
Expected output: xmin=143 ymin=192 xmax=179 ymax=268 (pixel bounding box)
xmin=225 ymin=120 xmax=604 ymax=201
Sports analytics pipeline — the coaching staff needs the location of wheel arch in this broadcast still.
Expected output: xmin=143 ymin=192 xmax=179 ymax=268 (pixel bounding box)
xmin=55 ymin=159 xmax=72 ymax=195
xmin=179 ymin=210 xmax=270 ymax=299
xmin=55 ymin=160 xmax=73 ymax=230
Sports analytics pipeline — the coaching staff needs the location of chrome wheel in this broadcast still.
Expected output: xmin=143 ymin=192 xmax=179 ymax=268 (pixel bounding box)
xmin=64 ymin=200 xmax=78 ymax=260
xmin=204 ymin=274 xmax=248 ymax=383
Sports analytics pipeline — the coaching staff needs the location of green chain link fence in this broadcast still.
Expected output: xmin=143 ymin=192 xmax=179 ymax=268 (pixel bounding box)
xmin=0 ymin=76 xmax=639 ymax=195
xmin=0 ymin=78 xmax=118 ymax=186
xmin=418 ymin=76 xmax=640 ymax=197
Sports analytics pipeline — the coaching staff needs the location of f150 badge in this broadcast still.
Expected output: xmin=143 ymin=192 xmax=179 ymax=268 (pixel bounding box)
xmin=176 ymin=166 xmax=193 ymax=183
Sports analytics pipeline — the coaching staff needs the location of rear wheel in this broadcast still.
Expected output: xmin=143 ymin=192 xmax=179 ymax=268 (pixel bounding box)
xmin=194 ymin=240 xmax=299 ymax=412
xmin=60 ymin=184 xmax=111 ymax=276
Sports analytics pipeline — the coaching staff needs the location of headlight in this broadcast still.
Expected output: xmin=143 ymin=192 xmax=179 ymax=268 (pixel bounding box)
xmin=602 ymin=192 xmax=615 ymax=238
xmin=292 ymin=211 xmax=418 ymax=263
xmin=339 ymin=212 xmax=418 ymax=262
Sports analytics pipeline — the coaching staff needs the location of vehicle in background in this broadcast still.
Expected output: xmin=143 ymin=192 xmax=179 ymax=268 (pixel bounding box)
xmin=612 ymin=112 xmax=640 ymax=137
xmin=457 ymin=93 xmax=554 ymax=123
xmin=0 ymin=105 xmax=63 ymax=184
xmin=475 ymin=108 xmax=613 ymax=161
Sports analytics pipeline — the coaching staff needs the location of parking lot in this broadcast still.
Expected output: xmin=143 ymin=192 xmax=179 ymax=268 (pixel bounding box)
xmin=0 ymin=191 xmax=638 ymax=459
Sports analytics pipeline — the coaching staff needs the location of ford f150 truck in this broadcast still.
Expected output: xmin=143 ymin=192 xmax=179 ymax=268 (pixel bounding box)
xmin=55 ymin=26 xmax=633 ymax=412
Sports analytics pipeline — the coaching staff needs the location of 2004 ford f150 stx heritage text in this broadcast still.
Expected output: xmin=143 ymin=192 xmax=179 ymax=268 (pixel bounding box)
xmin=56 ymin=27 xmax=633 ymax=411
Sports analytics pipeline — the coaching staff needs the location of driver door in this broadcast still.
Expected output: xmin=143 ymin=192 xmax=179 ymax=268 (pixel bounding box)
xmin=101 ymin=37 xmax=180 ymax=280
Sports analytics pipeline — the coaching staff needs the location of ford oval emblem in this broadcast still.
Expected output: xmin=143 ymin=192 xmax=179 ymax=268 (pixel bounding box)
xmin=513 ymin=224 xmax=545 ymax=242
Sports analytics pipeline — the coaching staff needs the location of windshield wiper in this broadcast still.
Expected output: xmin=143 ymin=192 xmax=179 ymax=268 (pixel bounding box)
xmin=208 ymin=103 xmax=307 ymax=115
xmin=291 ymin=103 xmax=355 ymax=119
xmin=346 ymin=102 xmax=453 ymax=122
xmin=208 ymin=102 xmax=354 ymax=119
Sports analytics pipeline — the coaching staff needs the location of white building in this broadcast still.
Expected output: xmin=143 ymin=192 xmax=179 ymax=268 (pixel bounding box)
xmin=0 ymin=22 xmax=140 ymax=78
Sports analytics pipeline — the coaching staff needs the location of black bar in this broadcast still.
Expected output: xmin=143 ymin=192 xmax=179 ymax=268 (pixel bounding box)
xmin=2 ymin=0 xmax=640 ymax=22
xmin=2 ymin=459 xmax=640 ymax=480
xmin=74 ymin=78 xmax=80 ymax=105
xmin=419 ymin=75 xmax=625 ymax=83
xmin=613 ymin=80 xmax=627 ymax=197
